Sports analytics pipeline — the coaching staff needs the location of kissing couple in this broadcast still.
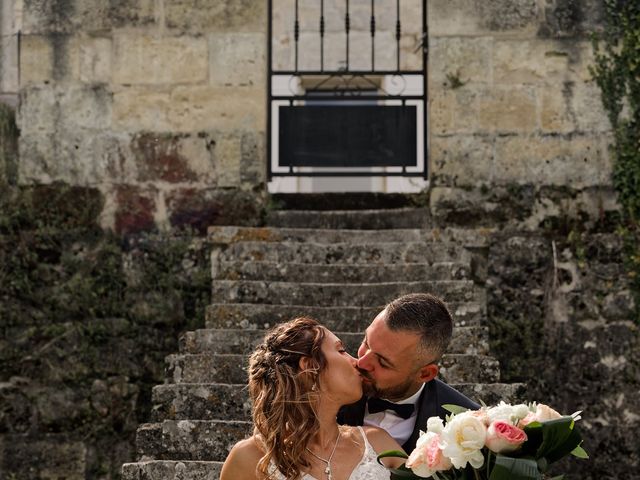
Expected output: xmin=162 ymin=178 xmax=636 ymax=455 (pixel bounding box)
xmin=221 ymin=293 xmax=479 ymax=480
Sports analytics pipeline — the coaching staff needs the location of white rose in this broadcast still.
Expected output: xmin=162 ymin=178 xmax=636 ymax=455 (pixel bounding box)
xmin=426 ymin=416 xmax=445 ymax=434
xmin=486 ymin=401 xmax=530 ymax=425
xmin=440 ymin=411 xmax=487 ymax=470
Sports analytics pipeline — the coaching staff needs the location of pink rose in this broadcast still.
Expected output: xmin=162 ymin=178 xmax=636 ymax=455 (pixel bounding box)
xmin=534 ymin=404 xmax=562 ymax=422
xmin=485 ymin=421 xmax=528 ymax=454
xmin=407 ymin=432 xmax=452 ymax=477
xmin=519 ymin=404 xmax=563 ymax=427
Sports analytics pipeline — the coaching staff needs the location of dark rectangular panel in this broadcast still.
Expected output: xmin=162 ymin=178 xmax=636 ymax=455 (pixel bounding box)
xmin=278 ymin=105 xmax=417 ymax=168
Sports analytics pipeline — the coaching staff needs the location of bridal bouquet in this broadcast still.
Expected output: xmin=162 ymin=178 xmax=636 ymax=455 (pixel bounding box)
xmin=378 ymin=402 xmax=588 ymax=480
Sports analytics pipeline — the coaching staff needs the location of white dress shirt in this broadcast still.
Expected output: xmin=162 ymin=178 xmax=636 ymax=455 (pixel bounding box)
xmin=362 ymin=383 xmax=426 ymax=446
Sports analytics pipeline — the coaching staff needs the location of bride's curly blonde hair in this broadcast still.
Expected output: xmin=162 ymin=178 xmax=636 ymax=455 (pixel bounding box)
xmin=248 ymin=317 xmax=327 ymax=479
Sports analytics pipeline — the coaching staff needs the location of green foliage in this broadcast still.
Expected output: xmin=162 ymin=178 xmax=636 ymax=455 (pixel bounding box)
xmin=592 ymin=0 xmax=640 ymax=323
xmin=0 ymin=185 xmax=211 ymax=477
xmin=591 ymin=0 xmax=640 ymax=220
xmin=445 ymin=70 xmax=466 ymax=89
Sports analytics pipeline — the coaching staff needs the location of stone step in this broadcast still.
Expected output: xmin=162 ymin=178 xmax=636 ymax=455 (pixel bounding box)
xmin=136 ymin=420 xmax=252 ymax=462
xmin=150 ymin=382 xmax=525 ymax=422
xmin=269 ymin=192 xmax=424 ymax=210
xmin=205 ymin=302 xmax=486 ymax=329
xmin=211 ymin=280 xmax=484 ymax=307
xmin=122 ymin=461 xmax=223 ymax=480
xmin=179 ymin=327 xmax=489 ymax=356
xmin=165 ymin=353 xmax=500 ymax=384
xmin=214 ymin=260 xmax=471 ymax=282
xmin=265 ymin=207 xmax=430 ymax=229
xmin=216 ymin=241 xmax=470 ymax=264
xmin=208 ymin=226 xmax=490 ymax=248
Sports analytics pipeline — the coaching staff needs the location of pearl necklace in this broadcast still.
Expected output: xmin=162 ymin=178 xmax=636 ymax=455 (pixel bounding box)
xmin=305 ymin=430 xmax=341 ymax=480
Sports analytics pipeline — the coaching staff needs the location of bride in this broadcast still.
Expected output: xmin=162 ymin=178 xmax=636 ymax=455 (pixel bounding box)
xmin=220 ymin=317 xmax=405 ymax=479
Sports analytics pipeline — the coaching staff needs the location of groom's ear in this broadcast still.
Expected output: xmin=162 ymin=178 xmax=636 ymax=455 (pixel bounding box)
xmin=417 ymin=363 xmax=438 ymax=383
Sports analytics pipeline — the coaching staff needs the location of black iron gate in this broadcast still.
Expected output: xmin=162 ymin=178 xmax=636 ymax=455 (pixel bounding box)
xmin=268 ymin=0 xmax=428 ymax=179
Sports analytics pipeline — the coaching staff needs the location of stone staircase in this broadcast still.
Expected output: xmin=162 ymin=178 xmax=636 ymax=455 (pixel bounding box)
xmin=122 ymin=206 xmax=523 ymax=479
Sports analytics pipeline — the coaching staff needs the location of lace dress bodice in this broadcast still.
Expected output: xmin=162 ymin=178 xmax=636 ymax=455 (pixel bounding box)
xmin=268 ymin=426 xmax=392 ymax=480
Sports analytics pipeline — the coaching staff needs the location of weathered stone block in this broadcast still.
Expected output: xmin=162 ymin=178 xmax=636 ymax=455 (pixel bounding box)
xmin=79 ymin=36 xmax=112 ymax=84
xmin=477 ymin=87 xmax=538 ymax=133
xmin=429 ymin=37 xmax=492 ymax=87
xmin=168 ymin=86 xmax=265 ymax=132
xmin=22 ymin=0 xmax=155 ymax=34
xmin=165 ymin=188 xmax=262 ymax=233
xmin=492 ymin=39 xmax=573 ymax=85
xmin=476 ymin=0 xmax=539 ymax=33
xmin=18 ymin=130 xmax=130 ymax=185
xmin=212 ymin=134 xmax=242 ymax=188
xmin=19 ymin=35 xmax=54 ymax=85
xmin=540 ymin=83 xmax=578 ymax=133
xmin=209 ymin=33 xmax=266 ymax=88
xmin=536 ymin=81 xmax=610 ymax=135
xmin=17 ymin=84 xmax=58 ymax=133
xmin=430 ymin=186 xmax=537 ymax=227
xmin=165 ymin=0 xmax=266 ymax=33
xmin=130 ymin=132 xmax=216 ymax=185
xmin=113 ymin=34 xmax=208 ymax=86
xmin=2 ymin=434 xmax=87 ymax=480
xmin=122 ymin=460 xmax=222 ymax=480
xmin=19 ymin=33 xmax=81 ymax=83
xmin=59 ymin=85 xmax=113 ymax=130
xmin=18 ymin=84 xmax=112 ymax=133
xmin=240 ymin=131 xmax=266 ymax=186
xmin=538 ymin=0 xmax=605 ymax=38
xmin=572 ymin=81 xmax=611 ymax=133
xmin=112 ymin=88 xmax=172 ymax=132
xmin=115 ymin=185 xmax=157 ymax=235
xmin=430 ymin=134 xmax=494 ymax=186
xmin=35 ymin=386 xmax=92 ymax=429
xmin=493 ymin=134 xmax=609 ymax=187
xmin=429 ymin=0 xmax=538 ymax=37
xmin=429 ymin=90 xmax=455 ymax=135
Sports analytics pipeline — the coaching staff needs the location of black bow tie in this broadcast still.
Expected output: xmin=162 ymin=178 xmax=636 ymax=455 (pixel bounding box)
xmin=367 ymin=397 xmax=414 ymax=419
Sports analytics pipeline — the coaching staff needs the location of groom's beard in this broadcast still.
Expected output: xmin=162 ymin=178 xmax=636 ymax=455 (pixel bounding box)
xmin=358 ymin=368 xmax=416 ymax=401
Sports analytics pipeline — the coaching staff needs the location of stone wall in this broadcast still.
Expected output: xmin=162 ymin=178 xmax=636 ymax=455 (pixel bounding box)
xmin=428 ymin=0 xmax=617 ymax=228
xmin=484 ymin=228 xmax=639 ymax=478
xmin=0 ymin=185 xmax=212 ymax=479
xmin=15 ymin=0 xmax=267 ymax=234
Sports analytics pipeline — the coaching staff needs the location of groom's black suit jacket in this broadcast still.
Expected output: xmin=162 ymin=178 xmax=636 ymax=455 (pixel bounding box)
xmin=337 ymin=378 xmax=480 ymax=454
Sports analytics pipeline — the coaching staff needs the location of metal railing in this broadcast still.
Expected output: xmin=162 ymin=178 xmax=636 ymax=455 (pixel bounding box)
xmin=268 ymin=0 xmax=428 ymax=179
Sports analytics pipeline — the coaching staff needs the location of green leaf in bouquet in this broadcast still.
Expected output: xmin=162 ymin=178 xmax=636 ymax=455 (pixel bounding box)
xmin=442 ymin=404 xmax=470 ymax=415
xmin=377 ymin=450 xmax=416 ymax=478
xmin=488 ymin=455 xmax=542 ymax=480
xmin=389 ymin=465 xmax=420 ymax=479
xmin=570 ymin=444 xmax=589 ymax=459
xmin=521 ymin=422 xmax=543 ymax=456
xmin=522 ymin=417 xmax=582 ymax=464
xmin=535 ymin=417 xmax=583 ymax=464
xmin=377 ymin=449 xmax=409 ymax=462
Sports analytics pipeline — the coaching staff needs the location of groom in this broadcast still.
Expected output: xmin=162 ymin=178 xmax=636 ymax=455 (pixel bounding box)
xmin=338 ymin=293 xmax=479 ymax=454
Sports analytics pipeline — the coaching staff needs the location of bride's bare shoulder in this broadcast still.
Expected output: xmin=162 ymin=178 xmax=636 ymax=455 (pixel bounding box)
xmin=220 ymin=436 xmax=264 ymax=480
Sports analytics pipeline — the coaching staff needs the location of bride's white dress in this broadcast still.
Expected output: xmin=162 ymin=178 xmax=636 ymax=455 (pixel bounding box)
xmin=269 ymin=426 xmax=392 ymax=479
